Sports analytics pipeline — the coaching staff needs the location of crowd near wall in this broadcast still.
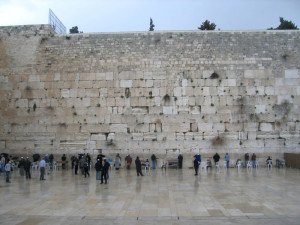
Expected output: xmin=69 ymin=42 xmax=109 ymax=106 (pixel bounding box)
xmin=0 ymin=24 xmax=299 ymax=167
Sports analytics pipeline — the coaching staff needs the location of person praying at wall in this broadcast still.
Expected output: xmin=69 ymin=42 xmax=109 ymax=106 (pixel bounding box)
xmin=178 ymin=154 xmax=183 ymax=169
xmin=193 ymin=155 xmax=199 ymax=176
xmin=24 ymin=157 xmax=31 ymax=179
xmin=151 ymin=154 xmax=157 ymax=169
xmin=125 ymin=155 xmax=132 ymax=170
xmin=135 ymin=156 xmax=143 ymax=176
xmin=61 ymin=154 xmax=67 ymax=169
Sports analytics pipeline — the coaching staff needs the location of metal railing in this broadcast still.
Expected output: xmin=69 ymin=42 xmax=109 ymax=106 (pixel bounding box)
xmin=48 ymin=8 xmax=66 ymax=34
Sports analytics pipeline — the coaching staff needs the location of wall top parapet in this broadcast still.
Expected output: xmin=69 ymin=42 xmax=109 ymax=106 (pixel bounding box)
xmin=1 ymin=24 xmax=300 ymax=37
xmin=0 ymin=24 xmax=55 ymax=36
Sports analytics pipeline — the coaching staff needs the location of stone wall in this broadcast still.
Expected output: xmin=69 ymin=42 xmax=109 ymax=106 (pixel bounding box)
xmin=0 ymin=25 xmax=299 ymax=167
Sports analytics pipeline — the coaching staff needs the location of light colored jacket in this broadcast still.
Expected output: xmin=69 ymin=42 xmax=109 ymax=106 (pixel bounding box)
xmin=114 ymin=157 xmax=121 ymax=168
xmin=5 ymin=163 xmax=11 ymax=172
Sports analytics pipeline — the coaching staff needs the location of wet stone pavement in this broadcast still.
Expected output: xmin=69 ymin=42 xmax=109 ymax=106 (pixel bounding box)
xmin=0 ymin=166 xmax=300 ymax=225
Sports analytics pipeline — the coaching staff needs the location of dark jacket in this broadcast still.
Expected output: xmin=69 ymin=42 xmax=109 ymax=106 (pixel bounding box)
xmin=135 ymin=158 xmax=142 ymax=170
xmin=95 ymin=160 xmax=102 ymax=171
xmin=194 ymin=158 xmax=199 ymax=169
xmin=102 ymin=161 xmax=110 ymax=172
xmin=24 ymin=159 xmax=31 ymax=170
xmin=213 ymin=153 xmax=220 ymax=163
xmin=151 ymin=154 xmax=157 ymax=161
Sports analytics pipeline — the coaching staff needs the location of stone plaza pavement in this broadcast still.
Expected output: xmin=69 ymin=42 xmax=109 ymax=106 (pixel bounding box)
xmin=0 ymin=166 xmax=300 ymax=225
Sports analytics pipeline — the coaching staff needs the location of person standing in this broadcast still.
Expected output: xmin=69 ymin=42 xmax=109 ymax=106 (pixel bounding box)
xmin=114 ymin=153 xmax=121 ymax=170
xmin=74 ymin=156 xmax=79 ymax=175
xmin=49 ymin=154 xmax=54 ymax=171
xmin=193 ymin=155 xmax=199 ymax=176
xmin=39 ymin=157 xmax=46 ymax=180
xmin=125 ymin=155 xmax=132 ymax=170
xmin=245 ymin=153 xmax=250 ymax=168
xmin=24 ymin=157 xmax=31 ymax=179
xmin=135 ymin=156 xmax=143 ymax=176
xmin=86 ymin=153 xmax=91 ymax=170
xmin=1 ymin=154 xmax=6 ymax=176
xmin=5 ymin=161 xmax=11 ymax=183
xmin=225 ymin=153 xmax=230 ymax=169
xmin=61 ymin=154 xmax=67 ymax=169
xmin=71 ymin=155 xmax=76 ymax=170
xmin=213 ymin=153 xmax=220 ymax=165
xmin=151 ymin=154 xmax=157 ymax=169
xmin=84 ymin=160 xmax=90 ymax=178
xmin=101 ymin=159 xmax=110 ymax=184
xmin=79 ymin=156 xmax=85 ymax=175
xmin=95 ymin=159 xmax=102 ymax=180
xmin=18 ymin=157 xmax=25 ymax=176
xmin=178 ymin=154 xmax=183 ymax=169
xmin=251 ymin=153 xmax=257 ymax=168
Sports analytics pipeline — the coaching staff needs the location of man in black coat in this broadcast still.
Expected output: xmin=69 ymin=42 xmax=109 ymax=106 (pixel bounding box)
xmin=193 ymin=155 xmax=199 ymax=175
xmin=24 ymin=157 xmax=31 ymax=179
xmin=95 ymin=159 xmax=102 ymax=180
xmin=101 ymin=159 xmax=110 ymax=184
xmin=213 ymin=153 xmax=220 ymax=165
xmin=135 ymin=156 xmax=143 ymax=176
xmin=178 ymin=154 xmax=183 ymax=169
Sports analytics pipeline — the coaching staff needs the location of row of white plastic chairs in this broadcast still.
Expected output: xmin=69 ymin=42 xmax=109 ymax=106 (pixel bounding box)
xmin=199 ymin=160 xmax=285 ymax=172
xmin=31 ymin=162 xmax=57 ymax=170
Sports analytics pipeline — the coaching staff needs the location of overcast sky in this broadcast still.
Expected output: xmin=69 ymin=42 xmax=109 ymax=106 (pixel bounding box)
xmin=0 ymin=0 xmax=299 ymax=33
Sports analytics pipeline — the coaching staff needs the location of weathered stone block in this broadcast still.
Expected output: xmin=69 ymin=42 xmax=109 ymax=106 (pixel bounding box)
xmin=285 ymin=69 xmax=299 ymax=78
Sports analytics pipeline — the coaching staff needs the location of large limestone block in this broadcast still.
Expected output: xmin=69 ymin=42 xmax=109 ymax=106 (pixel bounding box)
xmin=163 ymin=106 xmax=176 ymax=114
xmin=120 ymin=80 xmax=132 ymax=88
xmin=285 ymin=69 xmax=299 ymax=78
xmin=105 ymin=72 xmax=114 ymax=80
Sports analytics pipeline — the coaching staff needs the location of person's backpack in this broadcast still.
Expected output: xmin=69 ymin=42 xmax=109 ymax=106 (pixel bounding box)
xmin=84 ymin=162 xmax=88 ymax=168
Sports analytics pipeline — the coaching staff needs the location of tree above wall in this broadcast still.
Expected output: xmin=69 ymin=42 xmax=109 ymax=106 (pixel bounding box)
xmin=198 ymin=20 xmax=216 ymax=30
xmin=149 ymin=18 xmax=155 ymax=31
xmin=69 ymin=26 xmax=83 ymax=34
xmin=268 ymin=17 xmax=298 ymax=30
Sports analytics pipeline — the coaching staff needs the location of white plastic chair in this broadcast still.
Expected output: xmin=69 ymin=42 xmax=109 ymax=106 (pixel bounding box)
xmin=144 ymin=161 xmax=150 ymax=173
xmin=223 ymin=161 xmax=228 ymax=170
xmin=215 ymin=162 xmax=220 ymax=173
xmin=200 ymin=162 xmax=207 ymax=171
xmin=32 ymin=162 xmax=38 ymax=170
xmin=236 ymin=161 xmax=242 ymax=169
xmin=246 ymin=161 xmax=252 ymax=170
xmin=267 ymin=160 xmax=272 ymax=169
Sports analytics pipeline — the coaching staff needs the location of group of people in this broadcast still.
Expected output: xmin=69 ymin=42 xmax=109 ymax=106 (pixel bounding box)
xmin=193 ymin=152 xmax=276 ymax=175
xmin=1 ymin=154 xmax=35 ymax=182
xmin=2 ymin=151 xmax=279 ymax=184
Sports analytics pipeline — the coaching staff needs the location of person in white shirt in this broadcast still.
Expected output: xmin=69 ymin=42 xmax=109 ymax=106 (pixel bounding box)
xmin=5 ymin=161 xmax=11 ymax=183
xmin=39 ymin=158 xmax=46 ymax=180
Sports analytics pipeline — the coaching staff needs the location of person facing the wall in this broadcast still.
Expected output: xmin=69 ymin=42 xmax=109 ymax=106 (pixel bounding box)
xmin=151 ymin=154 xmax=157 ymax=169
xmin=135 ymin=156 xmax=144 ymax=176
xmin=178 ymin=154 xmax=183 ymax=169
xmin=225 ymin=153 xmax=230 ymax=168
xmin=193 ymin=155 xmax=199 ymax=176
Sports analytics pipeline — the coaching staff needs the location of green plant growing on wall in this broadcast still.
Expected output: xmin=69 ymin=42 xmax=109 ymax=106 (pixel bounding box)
xmin=25 ymin=86 xmax=32 ymax=91
xmin=163 ymin=94 xmax=170 ymax=102
xmin=210 ymin=72 xmax=219 ymax=79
